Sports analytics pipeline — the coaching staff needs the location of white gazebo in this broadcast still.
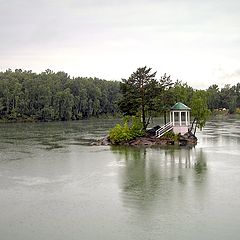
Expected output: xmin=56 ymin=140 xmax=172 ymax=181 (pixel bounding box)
xmin=170 ymin=102 xmax=191 ymax=135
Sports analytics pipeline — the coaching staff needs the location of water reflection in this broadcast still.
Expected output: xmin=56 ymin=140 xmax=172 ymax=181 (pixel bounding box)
xmin=111 ymin=146 xmax=207 ymax=211
xmin=1 ymin=116 xmax=240 ymax=240
xmin=194 ymin=149 xmax=207 ymax=174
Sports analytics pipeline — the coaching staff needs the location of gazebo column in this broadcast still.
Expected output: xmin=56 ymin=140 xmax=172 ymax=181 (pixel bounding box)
xmin=179 ymin=111 xmax=182 ymax=126
xmin=186 ymin=111 xmax=188 ymax=125
xmin=172 ymin=111 xmax=175 ymax=126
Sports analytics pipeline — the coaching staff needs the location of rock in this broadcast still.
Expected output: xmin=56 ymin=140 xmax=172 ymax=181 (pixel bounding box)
xmin=129 ymin=137 xmax=156 ymax=146
xmin=181 ymin=131 xmax=198 ymax=145
xmin=146 ymin=125 xmax=161 ymax=137
xmin=91 ymin=136 xmax=111 ymax=146
xmin=101 ymin=136 xmax=111 ymax=145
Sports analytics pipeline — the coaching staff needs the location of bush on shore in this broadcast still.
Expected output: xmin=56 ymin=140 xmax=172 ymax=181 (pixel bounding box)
xmin=109 ymin=116 xmax=144 ymax=144
xmin=161 ymin=131 xmax=180 ymax=142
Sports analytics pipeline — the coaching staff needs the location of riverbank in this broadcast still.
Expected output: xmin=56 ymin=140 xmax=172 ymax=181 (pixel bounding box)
xmin=0 ymin=114 xmax=121 ymax=124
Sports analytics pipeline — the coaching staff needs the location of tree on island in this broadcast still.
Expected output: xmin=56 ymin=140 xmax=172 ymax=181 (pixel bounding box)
xmin=119 ymin=66 xmax=159 ymax=130
xmin=110 ymin=66 xmax=173 ymax=144
xmin=116 ymin=66 xmax=211 ymax=143
xmin=190 ymin=90 xmax=211 ymax=135
xmin=157 ymin=73 xmax=174 ymax=124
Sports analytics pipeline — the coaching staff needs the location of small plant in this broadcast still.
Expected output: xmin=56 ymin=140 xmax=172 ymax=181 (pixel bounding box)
xmin=236 ymin=108 xmax=240 ymax=114
xmin=109 ymin=116 xmax=144 ymax=144
xmin=162 ymin=131 xmax=179 ymax=141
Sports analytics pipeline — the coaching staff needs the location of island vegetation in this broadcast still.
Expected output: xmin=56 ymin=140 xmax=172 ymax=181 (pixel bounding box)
xmin=0 ymin=68 xmax=240 ymax=125
xmin=108 ymin=66 xmax=211 ymax=145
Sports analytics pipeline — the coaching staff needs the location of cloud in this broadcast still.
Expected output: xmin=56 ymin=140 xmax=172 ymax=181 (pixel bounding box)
xmin=222 ymin=69 xmax=240 ymax=80
xmin=0 ymin=0 xmax=240 ymax=88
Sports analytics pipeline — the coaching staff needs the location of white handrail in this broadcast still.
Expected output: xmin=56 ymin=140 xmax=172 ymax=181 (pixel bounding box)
xmin=155 ymin=122 xmax=173 ymax=138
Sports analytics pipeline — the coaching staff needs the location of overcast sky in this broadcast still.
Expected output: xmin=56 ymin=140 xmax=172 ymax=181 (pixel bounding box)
xmin=0 ymin=0 xmax=239 ymax=89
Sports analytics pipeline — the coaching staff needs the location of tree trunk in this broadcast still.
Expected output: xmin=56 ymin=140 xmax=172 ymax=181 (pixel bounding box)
xmin=190 ymin=118 xmax=196 ymax=132
xmin=142 ymin=104 xmax=146 ymax=130
xmin=146 ymin=116 xmax=151 ymax=128
xmin=164 ymin=111 xmax=167 ymax=124
xmin=194 ymin=122 xmax=197 ymax=135
xmin=141 ymin=82 xmax=147 ymax=129
xmin=6 ymin=96 xmax=9 ymax=113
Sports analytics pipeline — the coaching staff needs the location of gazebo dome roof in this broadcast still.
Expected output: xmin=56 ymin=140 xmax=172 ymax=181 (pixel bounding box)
xmin=170 ymin=102 xmax=191 ymax=111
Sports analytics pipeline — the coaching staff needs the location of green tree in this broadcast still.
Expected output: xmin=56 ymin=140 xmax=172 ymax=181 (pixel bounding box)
xmin=119 ymin=66 xmax=159 ymax=130
xmin=170 ymin=80 xmax=193 ymax=106
xmin=157 ymin=73 xmax=174 ymax=124
xmin=56 ymin=88 xmax=74 ymax=120
xmin=190 ymin=90 xmax=211 ymax=134
xmin=0 ymin=69 xmax=122 ymax=121
xmin=219 ymin=84 xmax=234 ymax=112
xmin=207 ymin=84 xmax=220 ymax=111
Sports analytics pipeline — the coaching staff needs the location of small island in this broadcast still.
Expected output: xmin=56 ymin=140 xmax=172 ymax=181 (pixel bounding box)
xmin=95 ymin=102 xmax=197 ymax=147
xmin=93 ymin=66 xmax=210 ymax=147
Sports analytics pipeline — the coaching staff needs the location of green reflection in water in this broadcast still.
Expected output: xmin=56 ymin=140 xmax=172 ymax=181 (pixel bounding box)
xmin=111 ymin=146 xmax=207 ymax=211
xmin=194 ymin=149 xmax=207 ymax=174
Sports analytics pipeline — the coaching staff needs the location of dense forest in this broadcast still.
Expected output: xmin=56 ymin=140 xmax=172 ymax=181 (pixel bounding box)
xmin=0 ymin=68 xmax=239 ymax=122
xmin=0 ymin=69 xmax=121 ymax=121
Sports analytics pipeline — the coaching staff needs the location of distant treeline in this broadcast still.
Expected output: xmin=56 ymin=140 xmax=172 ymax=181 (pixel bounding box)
xmin=0 ymin=69 xmax=240 ymax=122
xmin=206 ymin=84 xmax=240 ymax=113
xmin=166 ymin=82 xmax=240 ymax=114
xmin=0 ymin=69 xmax=121 ymax=121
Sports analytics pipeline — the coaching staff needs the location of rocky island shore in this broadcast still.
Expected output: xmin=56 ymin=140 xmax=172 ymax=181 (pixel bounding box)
xmin=92 ymin=127 xmax=197 ymax=147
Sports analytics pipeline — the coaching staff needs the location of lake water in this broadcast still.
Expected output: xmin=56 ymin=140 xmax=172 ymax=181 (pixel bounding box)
xmin=1 ymin=116 xmax=240 ymax=240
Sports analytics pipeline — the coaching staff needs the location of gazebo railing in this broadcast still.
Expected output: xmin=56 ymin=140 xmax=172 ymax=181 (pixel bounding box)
xmin=156 ymin=122 xmax=173 ymax=138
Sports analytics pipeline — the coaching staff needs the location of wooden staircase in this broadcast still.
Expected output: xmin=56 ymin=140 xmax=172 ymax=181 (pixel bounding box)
xmin=155 ymin=122 xmax=173 ymax=138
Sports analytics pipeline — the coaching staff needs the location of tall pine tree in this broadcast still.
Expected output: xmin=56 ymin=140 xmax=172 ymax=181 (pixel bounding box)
xmin=119 ymin=66 xmax=159 ymax=130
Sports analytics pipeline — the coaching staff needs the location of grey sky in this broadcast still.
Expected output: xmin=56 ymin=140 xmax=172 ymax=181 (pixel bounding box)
xmin=0 ymin=0 xmax=239 ymax=88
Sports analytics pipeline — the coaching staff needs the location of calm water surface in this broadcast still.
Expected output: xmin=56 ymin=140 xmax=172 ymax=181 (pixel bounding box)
xmin=1 ymin=116 xmax=240 ymax=240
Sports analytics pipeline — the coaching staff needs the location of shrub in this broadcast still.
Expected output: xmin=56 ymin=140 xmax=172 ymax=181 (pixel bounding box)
xmin=162 ymin=131 xmax=179 ymax=141
xmin=109 ymin=116 xmax=144 ymax=144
